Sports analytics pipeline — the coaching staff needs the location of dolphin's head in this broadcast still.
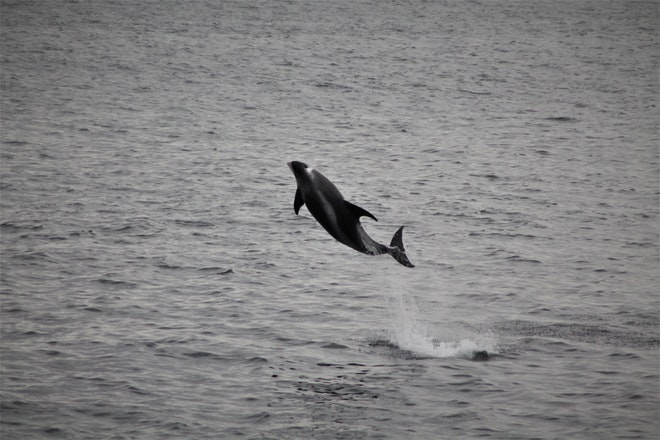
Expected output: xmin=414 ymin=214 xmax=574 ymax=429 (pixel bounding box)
xmin=288 ymin=161 xmax=308 ymax=174
xmin=288 ymin=161 xmax=311 ymax=185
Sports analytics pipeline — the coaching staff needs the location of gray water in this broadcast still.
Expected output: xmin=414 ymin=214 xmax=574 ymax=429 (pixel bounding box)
xmin=1 ymin=0 xmax=659 ymax=438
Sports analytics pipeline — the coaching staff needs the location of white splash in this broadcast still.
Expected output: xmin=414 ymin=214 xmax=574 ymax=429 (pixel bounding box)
xmin=384 ymin=288 xmax=495 ymax=359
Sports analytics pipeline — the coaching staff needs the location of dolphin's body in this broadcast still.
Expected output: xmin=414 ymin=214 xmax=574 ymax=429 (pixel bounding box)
xmin=287 ymin=161 xmax=414 ymax=268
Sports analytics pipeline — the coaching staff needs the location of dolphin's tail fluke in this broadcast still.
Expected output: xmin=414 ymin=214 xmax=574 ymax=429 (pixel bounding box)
xmin=388 ymin=226 xmax=415 ymax=268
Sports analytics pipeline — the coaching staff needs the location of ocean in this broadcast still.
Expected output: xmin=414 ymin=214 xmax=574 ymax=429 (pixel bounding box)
xmin=1 ymin=0 xmax=658 ymax=438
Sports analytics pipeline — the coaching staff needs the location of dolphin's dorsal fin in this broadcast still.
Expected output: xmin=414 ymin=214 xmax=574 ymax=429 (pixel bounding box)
xmin=345 ymin=201 xmax=378 ymax=222
xmin=294 ymin=188 xmax=304 ymax=214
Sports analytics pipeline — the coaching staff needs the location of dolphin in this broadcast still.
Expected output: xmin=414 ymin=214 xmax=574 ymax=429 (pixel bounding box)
xmin=287 ymin=161 xmax=414 ymax=268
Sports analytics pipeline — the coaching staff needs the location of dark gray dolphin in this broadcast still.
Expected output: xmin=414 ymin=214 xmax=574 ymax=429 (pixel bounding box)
xmin=287 ymin=161 xmax=414 ymax=268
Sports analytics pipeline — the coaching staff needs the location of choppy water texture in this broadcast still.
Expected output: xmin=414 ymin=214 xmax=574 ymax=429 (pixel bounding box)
xmin=1 ymin=0 xmax=659 ymax=438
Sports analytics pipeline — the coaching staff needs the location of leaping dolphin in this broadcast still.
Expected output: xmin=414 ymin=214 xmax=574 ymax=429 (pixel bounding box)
xmin=287 ymin=161 xmax=414 ymax=268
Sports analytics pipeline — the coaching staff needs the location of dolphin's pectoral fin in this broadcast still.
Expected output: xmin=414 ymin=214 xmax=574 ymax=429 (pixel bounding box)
xmin=294 ymin=188 xmax=304 ymax=215
xmin=344 ymin=201 xmax=378 ymax=222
